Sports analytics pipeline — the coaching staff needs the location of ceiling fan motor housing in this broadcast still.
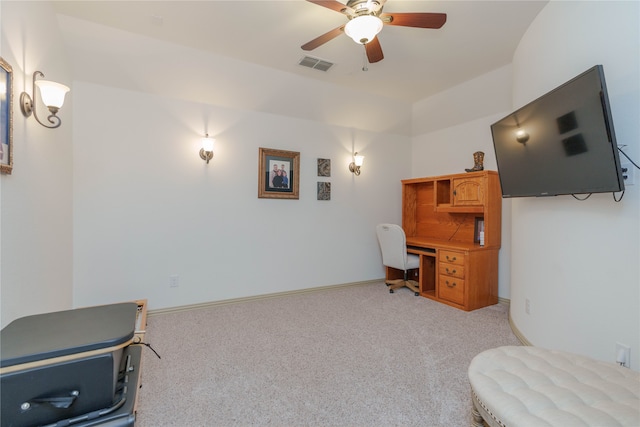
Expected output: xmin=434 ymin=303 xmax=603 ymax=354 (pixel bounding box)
xmin=347 ymin=0 xmax=384 ymax=16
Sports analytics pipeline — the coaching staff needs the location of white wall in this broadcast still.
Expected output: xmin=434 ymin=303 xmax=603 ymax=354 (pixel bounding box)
xmin=0 ymin=0 xmax=74 ymax=327
xmin=509 ymin=1 xmax=639 ymax=369
xmin=68 ymin=25 xmax=413 ymax=309
xmin=410 ymin=1 xmax=640 ymax=370
xmin=56 ymin=14 xmax=412 ymax=137
xmin=412 ymin=65 xmax=513 ymax=138
xmin=0 ymin=3 xmax=413 ymax=317
xmin=411 ymin=65 xmax=514 ymax=299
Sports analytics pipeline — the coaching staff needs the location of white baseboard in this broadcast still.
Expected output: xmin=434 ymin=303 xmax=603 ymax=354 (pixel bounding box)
xmin=148 ymin=279 xmax=382 ymax=317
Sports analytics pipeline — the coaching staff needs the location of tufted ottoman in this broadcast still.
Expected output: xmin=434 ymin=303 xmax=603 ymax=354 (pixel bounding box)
xmin=468 ymin=346 xmax=640 ymax=427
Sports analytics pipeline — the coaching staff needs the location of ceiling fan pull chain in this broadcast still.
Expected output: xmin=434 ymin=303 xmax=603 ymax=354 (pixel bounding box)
xmin=362 ymin=45 xmax=369 ymax=71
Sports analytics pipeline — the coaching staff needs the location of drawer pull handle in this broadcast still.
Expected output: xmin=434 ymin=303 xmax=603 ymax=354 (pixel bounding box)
xmin=446 ymin=255 xmax=457 ymax=262
xmin=445 ymin=280 xmax=456 ymax=288
xmin=445 ymin=268 xmax=456 ymax=274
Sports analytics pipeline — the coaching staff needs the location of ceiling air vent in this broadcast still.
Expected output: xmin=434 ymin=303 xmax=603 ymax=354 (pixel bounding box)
xmin=298 ymin=56 xmax=333 ymax=72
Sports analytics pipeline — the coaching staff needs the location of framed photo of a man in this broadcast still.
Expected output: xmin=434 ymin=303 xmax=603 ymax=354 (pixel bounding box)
xmin=258 ymin=147 xmax=300 ymax=199
xmin=1 ymin=57 xmax=13 ymax=175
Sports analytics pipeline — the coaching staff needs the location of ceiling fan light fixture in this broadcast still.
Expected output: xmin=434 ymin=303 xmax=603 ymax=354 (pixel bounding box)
xmin=344 ymin=15 xmax=383 ymax=45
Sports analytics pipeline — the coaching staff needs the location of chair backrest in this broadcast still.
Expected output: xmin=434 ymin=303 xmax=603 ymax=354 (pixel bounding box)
xmin=375 ymin=224 xmax=409 ymax=271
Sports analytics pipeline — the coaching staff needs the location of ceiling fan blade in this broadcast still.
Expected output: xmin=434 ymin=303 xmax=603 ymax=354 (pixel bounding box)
xmin=380 ymin=12 xmax=447 ymax=29
xmin=365 ymin=37 xmax=384 ymax=63
xmin=306 ymin=0 xmax=354 ymax=15
xmin=301 ymin=25 xmax=345 ymax=51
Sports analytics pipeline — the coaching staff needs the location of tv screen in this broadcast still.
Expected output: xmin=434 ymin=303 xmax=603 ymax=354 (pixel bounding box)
xmin=491 ymin=65 xmax=625 ymax=198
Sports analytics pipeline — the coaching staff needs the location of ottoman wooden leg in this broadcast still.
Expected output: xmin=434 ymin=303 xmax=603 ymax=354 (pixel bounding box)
xmin=471 ymin=399 xmax=485 ymax=427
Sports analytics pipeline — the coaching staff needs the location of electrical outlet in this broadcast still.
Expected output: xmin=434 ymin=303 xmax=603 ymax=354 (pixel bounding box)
xmin=525 ymin=298 xmax=531 ymax=315
xmin=621 ymin=163 xmax=635 ymax=186
xmin=169 ymin=274 xmax=180 ymax=288
xmin=616 ymin=342 xmax=630 ymax=368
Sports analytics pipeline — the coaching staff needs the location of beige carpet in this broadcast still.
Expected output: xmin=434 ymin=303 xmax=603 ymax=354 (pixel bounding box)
xmin=135 ymin=282 xmax=521 ymax=426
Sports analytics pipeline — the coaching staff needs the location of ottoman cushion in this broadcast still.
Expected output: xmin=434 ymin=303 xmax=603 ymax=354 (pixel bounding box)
xmin=469 ymin=346 xmax=640 ymax=427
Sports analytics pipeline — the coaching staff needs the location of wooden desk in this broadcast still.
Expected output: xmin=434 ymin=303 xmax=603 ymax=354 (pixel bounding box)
xmin=402 ymin=238 xmax=498 ymax=311
xmin=397 ymin=171 xmax=501 ymax=311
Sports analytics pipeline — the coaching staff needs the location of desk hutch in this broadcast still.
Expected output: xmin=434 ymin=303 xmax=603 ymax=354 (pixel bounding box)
xmin=393 ymin=170 xmax=502 ymax=311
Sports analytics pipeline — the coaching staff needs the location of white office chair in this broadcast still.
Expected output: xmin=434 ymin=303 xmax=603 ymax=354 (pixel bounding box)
xmin=375 ymin=224 xmax=420 ymax=296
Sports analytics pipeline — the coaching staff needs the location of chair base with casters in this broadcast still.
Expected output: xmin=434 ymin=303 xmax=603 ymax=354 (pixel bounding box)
xmin=376 ymin=224 xmax=421 ymax=297
xmin=386 ymin=275 xmax=420 ymax=296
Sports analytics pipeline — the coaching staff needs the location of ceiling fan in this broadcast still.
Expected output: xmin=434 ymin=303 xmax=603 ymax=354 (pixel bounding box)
xmin=301 ymin=0 xmax=447 ymax=64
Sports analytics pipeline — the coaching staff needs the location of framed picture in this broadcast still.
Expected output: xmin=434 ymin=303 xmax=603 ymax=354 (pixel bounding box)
xmin=317 ymin=158 xmax=331 ymax=177
xmin=258 ymin=147 xmax=300 ymax=199
xmin=474 ymin=217 xmax=485 ymax=243
xmin=1 ymin=57 xmax=13 ymax=174
xmin=317 ymin=182 xmax=331 ymax=200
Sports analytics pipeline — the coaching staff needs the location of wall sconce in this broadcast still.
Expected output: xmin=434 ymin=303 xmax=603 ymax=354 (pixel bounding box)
xmin=20 ymin=71 xmax=70 ymax=129
xmin=349 ymin=152 xmax=364 ymax=176
xmin=199 ymin=134 xmax=215 ymax=164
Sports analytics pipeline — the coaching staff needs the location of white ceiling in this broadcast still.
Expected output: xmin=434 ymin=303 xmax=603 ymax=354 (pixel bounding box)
xmin=52 ymin=0 xmax=548 ymax=103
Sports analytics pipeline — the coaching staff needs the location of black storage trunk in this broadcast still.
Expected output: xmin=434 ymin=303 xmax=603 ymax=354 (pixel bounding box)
xmin=1 ymin=303 xmax=139 ymax=427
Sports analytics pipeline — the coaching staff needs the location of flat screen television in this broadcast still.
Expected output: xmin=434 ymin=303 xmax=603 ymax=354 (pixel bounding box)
xmin=491 ymin=65 xmax=625 ymax=198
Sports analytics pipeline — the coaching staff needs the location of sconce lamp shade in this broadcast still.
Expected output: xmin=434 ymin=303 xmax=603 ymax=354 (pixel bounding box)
xmin=201 ymin=136 xmax=215 ymax=152
xmin=349 ymin=152 xmax=364 ymax=176
xmin=344 ymin=15 xmax=383 ymax=44
xmin=200 ymin=134 xmax=215 ymax=164
xmin=35 ymin=80 xmax=70 ymax=110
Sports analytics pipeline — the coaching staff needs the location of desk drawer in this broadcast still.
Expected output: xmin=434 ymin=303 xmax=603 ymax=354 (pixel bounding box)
xmin=439 ymin=275 xmax=465 ymax=305
xmin=439 ymin=262 xmax=464 ymax=279
xmin=440 ymin=250 xmax=464 ymax=266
